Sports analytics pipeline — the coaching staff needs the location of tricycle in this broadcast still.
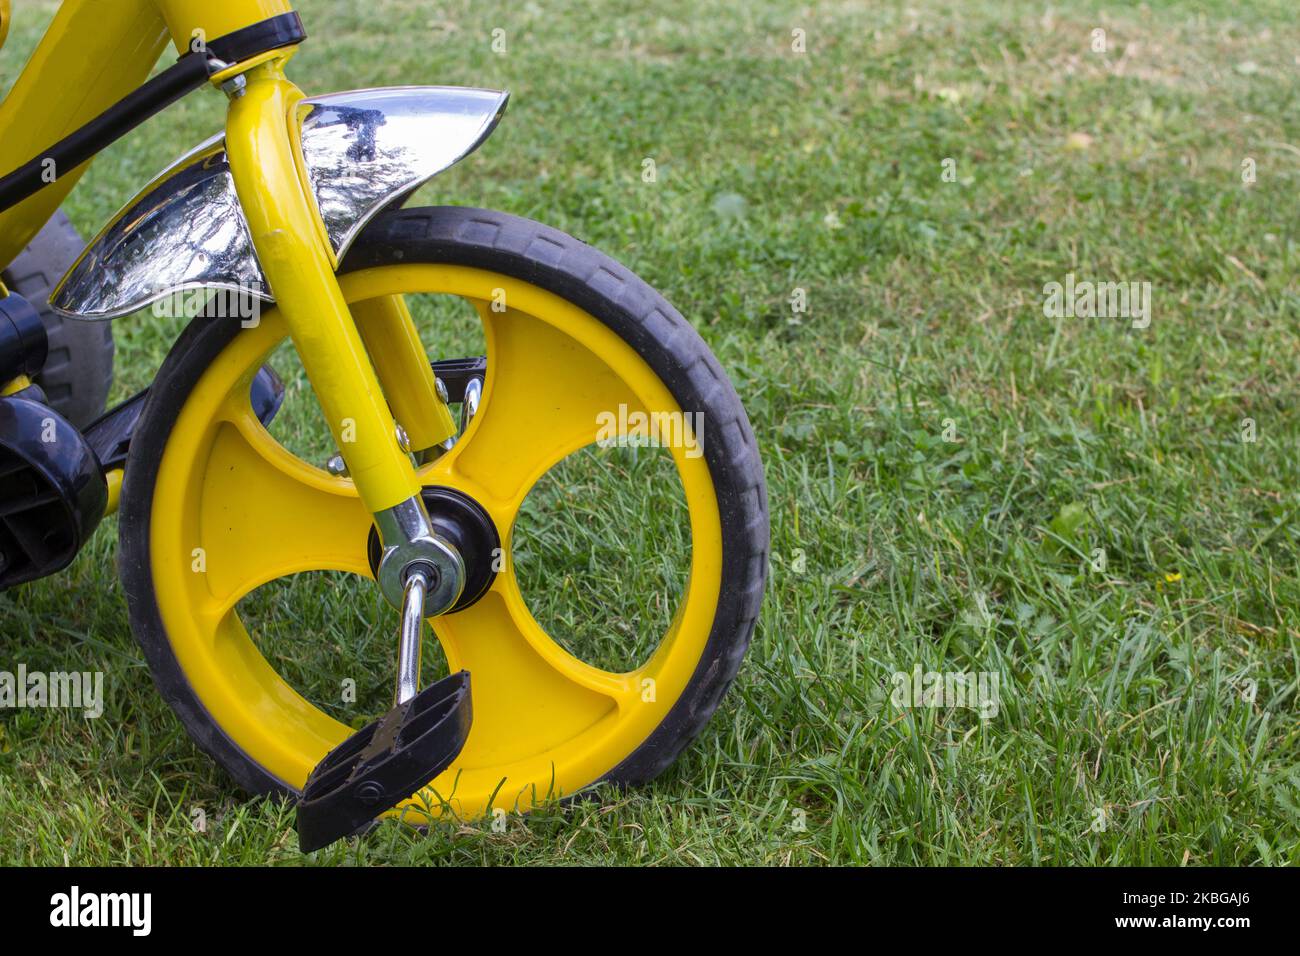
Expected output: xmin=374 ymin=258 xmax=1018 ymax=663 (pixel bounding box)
xmin=0 ymin=0 xmax=768 ymax=851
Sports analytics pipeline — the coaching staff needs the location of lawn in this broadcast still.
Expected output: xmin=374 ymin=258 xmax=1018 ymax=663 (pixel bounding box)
xmin=2 ymin=0 xmax=1299 ymax=865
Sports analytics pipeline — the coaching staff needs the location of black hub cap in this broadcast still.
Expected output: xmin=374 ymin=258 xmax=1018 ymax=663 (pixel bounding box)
xmin=367 ymin=486 xmax=501 ymax=615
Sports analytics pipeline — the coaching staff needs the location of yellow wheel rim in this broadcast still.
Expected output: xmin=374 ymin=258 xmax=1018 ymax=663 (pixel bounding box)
xmin=148 ymin=264 xmax=723 ymax=820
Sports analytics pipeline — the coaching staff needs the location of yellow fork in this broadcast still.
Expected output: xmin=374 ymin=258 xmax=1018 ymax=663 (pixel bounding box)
xmin=223 ymin=59 xmax=438 ymax=515
xmin=222 ymin=58 xmax=465 ymax=620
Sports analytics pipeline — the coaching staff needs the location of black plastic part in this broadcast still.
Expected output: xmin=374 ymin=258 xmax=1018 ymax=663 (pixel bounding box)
xmin=0 ymin=396 xmax=107 ymax=590
xmin=429 ymin=356 xmax=486 ymax=404
xmin=84 ymin=364 xmax=284 ymax=473
xmin=366 ymin=485 xmax=501 ymax=614
xmin=249 ymin=362 xmax=288 ymax=430
xmin=205 ymin=12 xmax=307 ymax=64
xmin=82 ymin=391 xmax=147 ymax=473
xmin=296 ymin=670 xmax=473 ymax=853
xmin=7 ymin=381 xmax=47 ymax=404
xmin=0 ymin=293 xmax=48 ymax=384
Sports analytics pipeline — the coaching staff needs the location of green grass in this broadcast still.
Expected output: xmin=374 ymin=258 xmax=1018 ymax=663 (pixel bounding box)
xmin=2 ymin=0 xmax=1300 ymax=865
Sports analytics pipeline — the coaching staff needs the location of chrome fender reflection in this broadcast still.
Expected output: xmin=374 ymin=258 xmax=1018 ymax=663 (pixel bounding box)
xmin=51 ymin=86 xmax=509 ymax=320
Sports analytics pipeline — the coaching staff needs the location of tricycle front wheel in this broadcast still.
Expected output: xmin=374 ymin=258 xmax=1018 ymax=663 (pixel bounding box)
xmin=119 ymin=206 xmax=768 ymax=823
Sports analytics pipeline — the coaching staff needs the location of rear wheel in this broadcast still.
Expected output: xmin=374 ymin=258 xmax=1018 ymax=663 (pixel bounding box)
xmin=2 ymin=210 xmax=114 ymax=427
xmin=119 ymin=206 xmax=768 ymax=821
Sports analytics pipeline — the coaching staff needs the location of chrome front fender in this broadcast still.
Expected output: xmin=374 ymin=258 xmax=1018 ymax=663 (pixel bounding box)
xmin=50 ymin=86 xmax=509 ymax=320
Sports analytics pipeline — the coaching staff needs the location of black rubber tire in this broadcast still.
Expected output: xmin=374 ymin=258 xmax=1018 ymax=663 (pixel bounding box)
xmin=119 ymin=206 xmax=769 ymax=799
xmin=2 ymin=211 xmax=114 ymax=427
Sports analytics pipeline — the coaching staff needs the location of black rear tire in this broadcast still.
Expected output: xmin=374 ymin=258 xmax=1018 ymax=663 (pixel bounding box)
xmin=3 ymin=211 xmax=114 ymax=427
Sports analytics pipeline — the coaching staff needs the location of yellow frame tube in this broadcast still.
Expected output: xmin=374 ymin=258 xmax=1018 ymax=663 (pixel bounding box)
xmin=0 ymin=0 xmax=298 ymax=267
xmin=353 ymin=296 xmax=458 ymax=454
xmin=0 ymin=0 xmax=444 ymax=513
xmin=223 ymin=61 xmax=419 ymax=515
xmin=0 ymin=0 xmax=169 ymax=266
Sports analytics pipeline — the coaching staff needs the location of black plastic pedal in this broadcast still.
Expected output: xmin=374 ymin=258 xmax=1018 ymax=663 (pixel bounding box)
xmin=296 ymin=670 xmax=473 ymax=852
xmin=429 ymin=356 xmax=486 ymax=403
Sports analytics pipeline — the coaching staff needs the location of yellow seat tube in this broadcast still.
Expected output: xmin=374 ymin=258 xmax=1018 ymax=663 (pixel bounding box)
xmin=223 ymin=61 xmax=418 ymax=514
xmin=353 ymin=295 xmax=458 ymax=454
xmin=0 ymin=0 xmax=169 ymax=267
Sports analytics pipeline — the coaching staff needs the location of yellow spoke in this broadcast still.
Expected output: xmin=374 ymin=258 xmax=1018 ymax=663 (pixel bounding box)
xmin=431 ymin=569 xmax=639 ymax=771
xmin=430 ymin=302 xmax=645 ymax=516
xmin=197 ymin=402 xmax=374 ymax=616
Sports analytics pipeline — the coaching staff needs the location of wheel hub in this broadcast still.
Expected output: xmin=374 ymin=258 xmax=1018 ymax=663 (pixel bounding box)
xmin=368 ymin=486 xmax=500 ymax=616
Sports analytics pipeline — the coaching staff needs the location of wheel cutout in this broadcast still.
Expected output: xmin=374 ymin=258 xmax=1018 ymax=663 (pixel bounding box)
xmin=510 ymin=441 xmax=691 ymax=673
xmin=257 ymin=340 xmax=338 ymax=470
xmin=257 ymin=292 xmax=487 ymax=469
xmin=405 ymin=291 xmax=486 ymax=365
xmin=238 ymin=570 xmax=451 ymax=729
